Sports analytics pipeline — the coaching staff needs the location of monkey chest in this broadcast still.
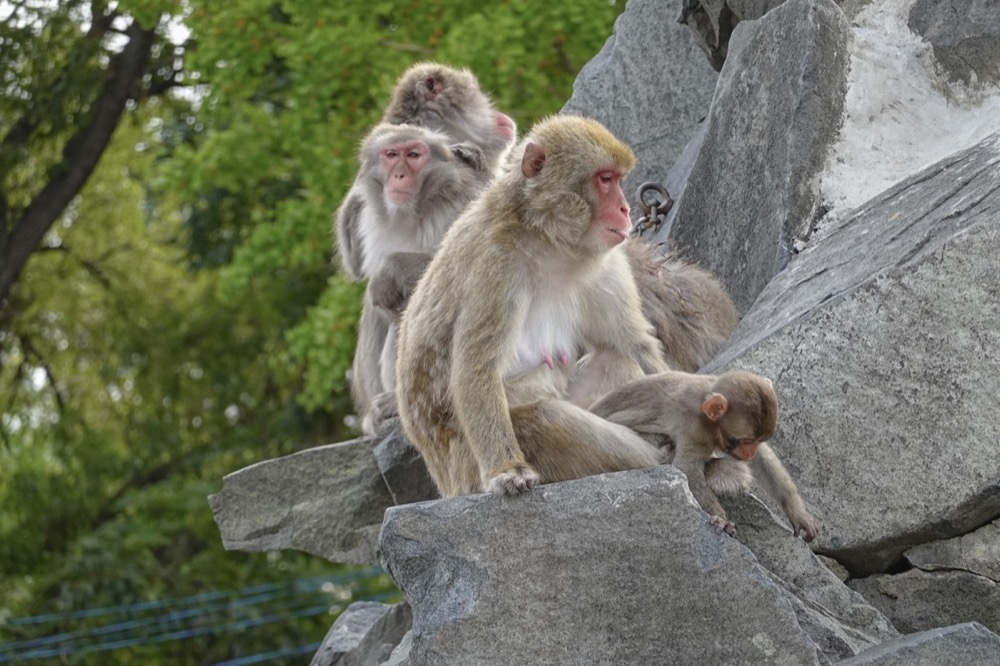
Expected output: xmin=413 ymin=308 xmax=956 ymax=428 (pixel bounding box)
xmin=512 ymin=295 xmax=582 ymax=373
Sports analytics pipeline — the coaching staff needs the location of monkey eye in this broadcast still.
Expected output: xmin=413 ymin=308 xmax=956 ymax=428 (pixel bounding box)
xmin=407 ymin=150 xmax=422 ymax=158
xmin=598 ymin=171 xmax=614 ymax=184
xmin=726 ymin=436 xmax=755 ymax=450
xmin=384 ymin=150 xmax=399 ymax=158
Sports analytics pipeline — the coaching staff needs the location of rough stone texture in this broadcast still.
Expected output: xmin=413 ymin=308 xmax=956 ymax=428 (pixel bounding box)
xmin=680 ymin=0 xmax=787 ymax=69
xmin=707 ymin=133 xmax=1000 ymax=575
xmin=311 ymin=601 xmax=412 ymax=666
xmin=380 ymin=466 xmax=896 ymax=665
xmin=208 ymin=438 xmax=393 ymax=565
xmin=908 ymin=0 xmax=1000 ymax=86
xmin=561 ymin=0 xmax=718 ymax=213
xmin=724 ymin=494 xmax=898 ymax=657
xmin=838 ymin=623 xmax=1000 ymax=666
xmin=849 ymin=570 xmax=1000 ymax=636
xmin=904 ymin=519 xmax=1000 ymax=581
xmin=373 ymin=430 xmax=437 ymax=506
xmin=381 ymin=631 xmax=412 ymax=666
xmin=667 ymin=0 xmax=851 ymax=314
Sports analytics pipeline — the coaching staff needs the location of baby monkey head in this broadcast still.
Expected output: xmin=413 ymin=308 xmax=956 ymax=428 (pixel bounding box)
xmin=700 ymin=370 xmax=778 ymax=461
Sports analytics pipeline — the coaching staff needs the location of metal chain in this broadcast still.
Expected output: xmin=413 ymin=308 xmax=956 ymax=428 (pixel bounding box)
xmin=632 ymin=182 xmax=674 ymax=237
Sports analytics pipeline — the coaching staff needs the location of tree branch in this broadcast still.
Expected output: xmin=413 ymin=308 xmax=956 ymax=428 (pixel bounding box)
xmin=0 ymin=18 xmax=157 ymax=306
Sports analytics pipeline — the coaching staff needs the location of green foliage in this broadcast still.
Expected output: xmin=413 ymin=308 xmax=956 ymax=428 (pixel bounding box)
xmin=1 ymin=1 xmax=624 ymax=662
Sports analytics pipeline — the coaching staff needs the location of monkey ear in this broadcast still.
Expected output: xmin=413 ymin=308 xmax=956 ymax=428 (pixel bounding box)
xmin=701 ymin=393 xmax=729 ymax=421
xmin=522 ymin=143 xmax=546 ymax=178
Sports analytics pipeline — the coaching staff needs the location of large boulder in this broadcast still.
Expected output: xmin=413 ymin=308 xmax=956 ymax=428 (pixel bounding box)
xmin=666 ymin=0 xmax=851 ymax=314
xmin=380 ymin=467 xmax=893 ymax=665
xmin=707 ymin=132 xmax=1000 ymax=575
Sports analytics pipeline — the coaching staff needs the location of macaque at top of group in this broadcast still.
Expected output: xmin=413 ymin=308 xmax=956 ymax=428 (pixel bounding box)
xmin=396 ymin=115 xmax=671 ymax=498
xmin=590 ymin=370 xmax=819 ymax=542
xmin=335 ymin=63 xmax=517 ymax=281
xmin=383 ymin=62 xmax=517 ymax=171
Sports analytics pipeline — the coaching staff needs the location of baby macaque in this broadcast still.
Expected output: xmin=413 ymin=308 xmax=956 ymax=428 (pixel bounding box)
xmin=591 ymin=370 xmax=819 ymax=541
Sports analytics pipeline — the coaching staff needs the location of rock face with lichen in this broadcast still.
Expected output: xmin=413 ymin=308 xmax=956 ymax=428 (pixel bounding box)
xmin=210 ymin=0 xmax=1000 ymax=663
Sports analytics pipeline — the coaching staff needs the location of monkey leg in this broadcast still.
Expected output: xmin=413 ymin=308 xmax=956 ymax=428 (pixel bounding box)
xmin=509 ymin=399 xmax=662 ymax=484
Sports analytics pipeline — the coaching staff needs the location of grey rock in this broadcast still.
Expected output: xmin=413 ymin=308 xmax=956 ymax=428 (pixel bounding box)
xmin=724 ymin=493 xmax=899 ymax=658
xmin=706 ymin=133 xmax=1000 ymax=574
xmin=668 ymin=0 xmax=851 ymax=314
xmin=380 ymin=631 xmax=412 ymax=666
xmin=837 ymin=623 xmax=1000 ymax=666
xmin=849 ymin=570 xmax=1000 ymax=635
xmin=680 ymin=0 xmax=788 ymax=69
xmin=373 ymin=429 xmax=437 ymax=506
xmin=905 ymin=520 xmax=1000 ymax=582
xmin=208 ymin=438 xmax=393 ymax=565
xmin=562 ymin=0 xmax=718 ymax=213
xmin=311 ymin=601 xmax=412 ymax=666
xmin=909 ymin=0 xmax=1000 ymax=86
xmin=819 ymin=555 xmax=850 ymax=582
xmin=380 ymin=466 xmax=877 ymax=665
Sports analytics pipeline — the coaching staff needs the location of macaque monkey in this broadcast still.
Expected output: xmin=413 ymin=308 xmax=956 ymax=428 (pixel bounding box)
xmin=623 ymin=240 xmax=739 ymax=372
xmin=382 ymin=62 xmax=517 ymax=171
xmin=335 ymin=63 xmax=517 ymax=280
xmin=590 ymin=370 xmax=820 ymax=541
xmin=348 ymin=124 xmax=492 ymax=434
xmin=396 ymin=115 xmax=676 ymax=497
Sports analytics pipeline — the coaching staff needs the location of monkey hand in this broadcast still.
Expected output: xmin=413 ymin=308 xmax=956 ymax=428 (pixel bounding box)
xmin=708 ymin=514 xmax=736 ymax=537
xmin=788 ymin=510 xmax=820 ymax=542
xmin=485 ymin=463 xmax=541 ymax=497
xmin=369 ymin=391 xmax=400 ymax=434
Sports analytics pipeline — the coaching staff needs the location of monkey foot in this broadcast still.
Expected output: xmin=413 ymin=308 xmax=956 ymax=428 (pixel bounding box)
xmin=708 ymin=515 xmax=736 ymax=537
xmin=486 ymin=466 xmax=541 ymax=497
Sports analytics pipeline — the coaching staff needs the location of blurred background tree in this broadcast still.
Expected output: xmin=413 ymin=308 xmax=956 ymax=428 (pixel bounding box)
xmin=0 ymin=0 xmax=625 ymax=662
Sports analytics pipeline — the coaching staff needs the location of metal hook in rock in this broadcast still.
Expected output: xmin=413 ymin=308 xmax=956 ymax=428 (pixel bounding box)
xmin=632 ymin=182 xmax=674 ymax=237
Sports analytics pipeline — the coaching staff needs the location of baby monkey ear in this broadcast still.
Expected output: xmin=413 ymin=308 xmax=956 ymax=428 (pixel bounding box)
xmin=701 ymin=393 xmax=729 ymax=421
xmin=521 ymin=143 xmax=546 ymax=178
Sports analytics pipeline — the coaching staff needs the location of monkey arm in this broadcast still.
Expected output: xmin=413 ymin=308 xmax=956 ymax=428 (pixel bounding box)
xmin=450 ymin=285 xmax=539 ymax=495
xmin=334 ymin=187 xmax=367 ymax=280
xmin=750 ymin=443 xmax=819 ymax=541
xmin=368 ymin=252 xmax=434 ymax=320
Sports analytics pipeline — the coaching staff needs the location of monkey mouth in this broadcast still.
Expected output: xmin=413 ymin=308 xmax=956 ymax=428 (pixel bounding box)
xmin=387 ymin=190 xmax=415 ymax=204
xmin=605 ymin=226 xmax=629 ymax=243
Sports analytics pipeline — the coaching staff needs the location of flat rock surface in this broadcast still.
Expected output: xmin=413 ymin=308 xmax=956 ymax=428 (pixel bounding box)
xmin=209 ymin=438 xmax=393 ymax=565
